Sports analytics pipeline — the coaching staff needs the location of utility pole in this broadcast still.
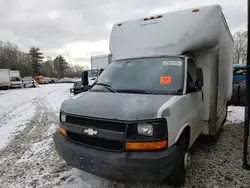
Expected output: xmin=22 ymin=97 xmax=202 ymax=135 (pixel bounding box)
xmin=243 ymin=0 xmax=250 ymax=170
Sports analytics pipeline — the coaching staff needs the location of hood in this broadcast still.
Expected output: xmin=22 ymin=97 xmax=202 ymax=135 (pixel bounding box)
xmin=61 ymin=91 xmax=173 ymax=121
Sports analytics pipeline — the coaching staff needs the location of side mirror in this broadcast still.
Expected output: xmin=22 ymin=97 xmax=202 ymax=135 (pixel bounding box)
xmin=196 ymin=68 xmax=203 ymax=88
xmin=82 ymin=71 xmax=89 ymax=86
xmin=99 ymin=68 xmax=104 ymax=76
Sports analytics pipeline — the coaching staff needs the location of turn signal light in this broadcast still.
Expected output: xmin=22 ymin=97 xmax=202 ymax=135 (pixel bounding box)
xmin=125 ymin=140 xmax=167 ymax=150
xmin=59 ymin=127 xmax=67 ymax=136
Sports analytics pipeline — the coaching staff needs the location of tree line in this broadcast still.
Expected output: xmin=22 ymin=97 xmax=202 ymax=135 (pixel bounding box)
xmin=0 ymin=42 xmax=88 ymax=78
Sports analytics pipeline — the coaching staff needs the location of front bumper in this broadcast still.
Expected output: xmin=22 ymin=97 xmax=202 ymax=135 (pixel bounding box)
xmin=53 ymin=131 xmax=177 ymax=182
xmin=11 ymin=84 xmax=22 ymax=88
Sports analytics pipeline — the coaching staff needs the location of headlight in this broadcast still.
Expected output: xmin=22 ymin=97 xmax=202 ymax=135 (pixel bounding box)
xmin=137 ymin=123 xmax=153 ymax=137
xmin=61 ymin=112 xmax=66 ymax=123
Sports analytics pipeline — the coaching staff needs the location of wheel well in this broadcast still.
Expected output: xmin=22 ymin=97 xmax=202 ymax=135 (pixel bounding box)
xmin=178 ymin=126 xmax=190 ymax=147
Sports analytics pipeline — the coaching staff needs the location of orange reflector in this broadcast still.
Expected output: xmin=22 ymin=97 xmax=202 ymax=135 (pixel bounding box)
xmin=59 ymin=127 xmax=67 ymax=136
xmin=125 ymin=140 xmax=167 ymax=150
xmin=193 ymin=8 xmax=200 ymax=12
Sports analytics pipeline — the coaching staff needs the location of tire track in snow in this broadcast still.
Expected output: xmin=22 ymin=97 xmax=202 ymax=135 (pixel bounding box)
xmin=0 ymin=100 xmax=67 ymax=188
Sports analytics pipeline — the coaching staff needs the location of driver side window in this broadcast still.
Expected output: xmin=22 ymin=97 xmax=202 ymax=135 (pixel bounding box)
xmin=187 ymin=59 xmax=198 ymax=93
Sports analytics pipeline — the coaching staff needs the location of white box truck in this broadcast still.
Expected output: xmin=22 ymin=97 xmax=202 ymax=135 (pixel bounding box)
xmin=70 ymin=55 xmax=112 ymax=95
xmin=0 ymin=69 xmax=11 ymax=90
xmin=91 ymin=54 xmax=111 ymax=70
xmin=54 ymin=5 xmax=233 ymax=186
xmin=10 ymin=70 xmax=22 ymax=88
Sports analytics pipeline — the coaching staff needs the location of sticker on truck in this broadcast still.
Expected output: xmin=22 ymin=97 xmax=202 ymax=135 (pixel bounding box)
xmin=163 ymin=61 xmax=182 ymax=66
xmin=160 ymin=76 xmax=172 ymax=84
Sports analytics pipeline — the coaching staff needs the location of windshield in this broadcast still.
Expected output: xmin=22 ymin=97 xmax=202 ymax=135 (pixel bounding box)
xmin=92 ymin=57 xmax=184 ymax=94
xmin=88 ymin=69 xmax=99 ymax=78
xmin=10 ymin=77 xmax=21 ymax=81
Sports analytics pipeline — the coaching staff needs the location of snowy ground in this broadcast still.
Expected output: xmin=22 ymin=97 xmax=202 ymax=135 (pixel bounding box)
xmin=0 ymin=85 xmax=249 ymax=188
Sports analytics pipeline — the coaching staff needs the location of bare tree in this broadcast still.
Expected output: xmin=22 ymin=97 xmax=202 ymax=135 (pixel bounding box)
xmin=233 ymin=30 xmax=247 ymax=64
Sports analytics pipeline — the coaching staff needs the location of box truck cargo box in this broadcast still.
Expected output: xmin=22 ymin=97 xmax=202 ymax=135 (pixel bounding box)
xmin=0 ymin=69 xmax=11 ymax=89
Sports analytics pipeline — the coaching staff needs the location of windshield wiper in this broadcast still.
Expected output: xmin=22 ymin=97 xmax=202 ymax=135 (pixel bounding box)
xmin=116 ymin=89 xmax=150 ymax=94
xmin=95 ymin=83 xmax=116 ymax=93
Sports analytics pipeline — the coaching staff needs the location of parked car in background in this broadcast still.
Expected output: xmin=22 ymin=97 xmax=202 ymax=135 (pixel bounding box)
xmin=44 ymin=77 xmax=51 ymax=84
xmin=59 ymin=77 xmax=74 ymax=83
xmin=34 ymin=76 xmax=46 ymax=84
xmin=22 ymin=77 xmax=38 ymax=88
xmin=10 ymin=70 xmax=22 ymax=89
xmin=50 ymin=78 xmax=59 ymax=83
xmin=0 ymin=69 xmax=11 ymax=90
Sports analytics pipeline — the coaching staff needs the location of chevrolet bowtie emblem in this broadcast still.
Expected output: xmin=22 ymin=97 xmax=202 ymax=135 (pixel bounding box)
xmin=84 ymin=128 xmax=98 ymax=136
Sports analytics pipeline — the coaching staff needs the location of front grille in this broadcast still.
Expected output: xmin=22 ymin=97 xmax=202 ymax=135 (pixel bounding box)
xmin=66 ymin=116 xmax=127 ymax=132
xmin=67 ymin=131 xmax=124 ymax=151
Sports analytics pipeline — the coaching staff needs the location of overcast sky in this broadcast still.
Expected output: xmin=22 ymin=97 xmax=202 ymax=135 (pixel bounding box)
xmin=0 ymin=0 xmax=247 ymax=67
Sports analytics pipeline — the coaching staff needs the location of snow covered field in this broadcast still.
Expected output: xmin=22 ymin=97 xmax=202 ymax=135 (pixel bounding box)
xmin=0 ymin=84 xmax=249 ymax=188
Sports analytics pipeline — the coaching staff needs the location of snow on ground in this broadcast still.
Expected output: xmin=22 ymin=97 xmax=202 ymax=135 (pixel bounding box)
xmin=0 ymin=84 xmax=72 ymax=150
xmin=0 ymin=102 xmax=36 ymax=150
xmin=0 ymin=85 xmax=249 ymax=188
xmin=226 ymin=106 xmax=245 ymax=124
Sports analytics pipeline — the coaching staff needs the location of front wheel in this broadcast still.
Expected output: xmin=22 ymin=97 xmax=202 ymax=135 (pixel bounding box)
xmin=167 ymin=136 xmax=190 ymax=186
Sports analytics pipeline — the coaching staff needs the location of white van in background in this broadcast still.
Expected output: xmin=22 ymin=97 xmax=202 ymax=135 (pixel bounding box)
xmin=10 ymin=70 xmax=22 ymax=88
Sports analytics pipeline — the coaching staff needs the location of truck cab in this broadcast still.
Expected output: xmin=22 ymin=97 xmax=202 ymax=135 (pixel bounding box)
xmin=54 ymin=5 xmax=233 ymax=186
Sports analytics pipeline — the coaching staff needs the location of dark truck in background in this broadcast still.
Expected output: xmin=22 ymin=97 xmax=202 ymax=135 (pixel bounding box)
xmin=70 ymin=54 xmax=111 ymax=95
xmin=70 ymin=69 xmax=104 ymax=95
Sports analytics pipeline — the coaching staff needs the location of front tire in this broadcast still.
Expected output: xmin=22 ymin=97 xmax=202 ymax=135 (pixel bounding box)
xmin=167 ymin=136 xmax=189 ymax=186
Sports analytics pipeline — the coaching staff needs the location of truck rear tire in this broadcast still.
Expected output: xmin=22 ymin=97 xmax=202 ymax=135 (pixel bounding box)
xmin=167 ymin=135 xmax=189 ymax=186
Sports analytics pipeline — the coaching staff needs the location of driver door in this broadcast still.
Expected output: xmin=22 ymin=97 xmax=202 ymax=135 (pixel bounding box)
xmin=185 ymin=58 xmax=204 ymax=144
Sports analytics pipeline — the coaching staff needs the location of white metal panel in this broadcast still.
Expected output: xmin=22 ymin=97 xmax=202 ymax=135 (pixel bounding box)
xmin=157 ymin=93 xmax=203 ymax=147
xmin=91 ymin=54 xmax=110 ymax=69
xmin=0 ymin=69 xmax=11 ymax=83
xmin=10 ymin=70 xmax=20 ymax=78
xmin=110 ymin=5 xmax=222 ymax=61
xmin=217 ymin=17 xmax=234 ymax=111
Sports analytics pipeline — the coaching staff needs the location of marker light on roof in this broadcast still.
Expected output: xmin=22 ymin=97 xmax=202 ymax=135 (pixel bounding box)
xmin=117 ymin=23 xmax=122 ymax=26
xmin=143 ymin=15 xmax=163 ymax=21
xmin=192 ymin=8 xmax=200 ymax=12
